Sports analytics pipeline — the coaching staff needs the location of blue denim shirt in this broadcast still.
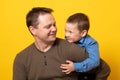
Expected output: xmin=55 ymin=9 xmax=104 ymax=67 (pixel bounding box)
xmin=74 ymin=34 xmax=100 ymax=72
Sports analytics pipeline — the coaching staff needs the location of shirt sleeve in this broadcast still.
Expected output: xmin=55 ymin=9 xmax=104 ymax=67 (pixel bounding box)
xmin=74 ymin=41 xmax=100 ymax=72
xmin=13 ymin=54 xmax=27 ymax=80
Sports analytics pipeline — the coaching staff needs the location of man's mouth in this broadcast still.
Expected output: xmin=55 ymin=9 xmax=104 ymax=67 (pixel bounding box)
xmin=49 ymin=33 xmax=56 ymax=36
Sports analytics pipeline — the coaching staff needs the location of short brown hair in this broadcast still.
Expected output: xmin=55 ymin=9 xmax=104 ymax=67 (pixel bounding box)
xmin=26 ymin=7 xmax=53 ymax=28
xmin=66 ymin=13 xmax=90 ymax=32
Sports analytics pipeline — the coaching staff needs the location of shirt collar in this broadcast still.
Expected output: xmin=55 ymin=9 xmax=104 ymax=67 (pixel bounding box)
xmin=75 ymin=35 xmax=88 ymax=44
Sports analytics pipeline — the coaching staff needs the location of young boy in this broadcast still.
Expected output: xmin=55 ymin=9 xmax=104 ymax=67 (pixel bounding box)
xmin=60 ymin=13 xmax=110 ymax=80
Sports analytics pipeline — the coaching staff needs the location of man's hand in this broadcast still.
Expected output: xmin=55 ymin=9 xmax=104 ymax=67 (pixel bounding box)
xmin=60 ymin=60 xmax=74 ymax=74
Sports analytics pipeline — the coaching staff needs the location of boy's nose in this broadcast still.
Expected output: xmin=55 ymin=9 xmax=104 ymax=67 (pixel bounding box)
xmin=65 ymin=32 xmax=70 ymax=37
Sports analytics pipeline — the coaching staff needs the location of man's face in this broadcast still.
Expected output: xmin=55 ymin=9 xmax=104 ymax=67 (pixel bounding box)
xmin=65 ymin=22 xmax=82 ymax=43
xmin=31 ymin=13 xmax=57 ymax=43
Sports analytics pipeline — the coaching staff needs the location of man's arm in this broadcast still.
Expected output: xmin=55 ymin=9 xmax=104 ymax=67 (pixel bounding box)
xmin=13 ymin=54 xmax=27 ymax=80
xmin=61 ymin=40 xmax=88 ymax=62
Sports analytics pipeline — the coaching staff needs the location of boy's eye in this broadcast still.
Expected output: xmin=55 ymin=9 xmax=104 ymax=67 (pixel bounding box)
xmin=65 ymin=29 xmax=73 ymax=34
xmin=69 ymin=31 xmax=73 ymax=33
xmin=70 ymin=31 xmax=72 ymax=33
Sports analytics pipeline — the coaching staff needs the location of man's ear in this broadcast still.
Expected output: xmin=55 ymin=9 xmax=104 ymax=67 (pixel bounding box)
xmin=29 ymin=26 xmax=37 ymax=35
xmin=81 ymin=30 xmax=87 ymax=37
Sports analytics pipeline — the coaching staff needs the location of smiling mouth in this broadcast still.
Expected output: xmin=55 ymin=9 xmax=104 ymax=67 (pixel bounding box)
xmin=65 ymin=37 xmax=69 ymax=40
xmin=49 ymin=33 xmax=56 ymax=36
xmin=50 ymin=32 xmax=56 ymax=35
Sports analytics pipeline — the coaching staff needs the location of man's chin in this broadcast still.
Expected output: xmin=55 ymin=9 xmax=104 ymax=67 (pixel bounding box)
xmin=50 ymin=37 xmax=56 ymax=41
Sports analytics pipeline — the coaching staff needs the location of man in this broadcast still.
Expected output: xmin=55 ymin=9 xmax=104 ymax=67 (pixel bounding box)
xmin=13 ymin=7 xmax=88 ymax=80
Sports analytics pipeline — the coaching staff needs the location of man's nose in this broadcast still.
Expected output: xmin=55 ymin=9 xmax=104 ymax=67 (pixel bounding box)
xmin=51 ymin=25 xmax=57 ymax=31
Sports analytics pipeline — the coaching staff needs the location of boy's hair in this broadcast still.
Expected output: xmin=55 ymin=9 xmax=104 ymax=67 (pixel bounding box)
xmin=66 ymin=13 xmax=90 ymax=32
xmin=26 ymin=7 xmax=53 ymax=28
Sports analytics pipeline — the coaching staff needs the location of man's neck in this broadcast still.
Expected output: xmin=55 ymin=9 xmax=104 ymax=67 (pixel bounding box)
xmin=35 ymin=40 xmax=54 ymax=52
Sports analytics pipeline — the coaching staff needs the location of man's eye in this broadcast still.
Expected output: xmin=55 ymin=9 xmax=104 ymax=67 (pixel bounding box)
xmin=45 ymin=25 xmax=50 ymax=29
xmin=53 ymin=24 xmax=56 ymax=27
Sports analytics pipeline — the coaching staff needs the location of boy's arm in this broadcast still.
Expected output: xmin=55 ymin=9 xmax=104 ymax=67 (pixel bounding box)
xmin=74 ymin=41 xmax=100 ymax=72
xmin=60 ymin=60 xmax=74 ymax=74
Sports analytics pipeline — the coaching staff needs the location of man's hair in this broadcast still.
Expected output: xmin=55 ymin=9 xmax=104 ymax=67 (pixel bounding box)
xmin=66 ymin=13 xmax=90 ymax=32
xmin=26 ymin=7 xmax=53 ymax=28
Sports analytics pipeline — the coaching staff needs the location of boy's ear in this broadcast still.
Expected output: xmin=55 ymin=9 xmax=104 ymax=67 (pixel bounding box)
xmin=81 ymin=30 xmax=87 ymax=37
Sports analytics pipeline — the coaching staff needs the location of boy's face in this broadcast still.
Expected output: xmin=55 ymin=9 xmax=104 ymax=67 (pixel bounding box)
xmin=65 ymin=22 xmax=83 ymax=43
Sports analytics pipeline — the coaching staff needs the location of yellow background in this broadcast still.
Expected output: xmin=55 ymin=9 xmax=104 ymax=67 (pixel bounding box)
xmin=0 ymin=0 xmax=120 ymax=80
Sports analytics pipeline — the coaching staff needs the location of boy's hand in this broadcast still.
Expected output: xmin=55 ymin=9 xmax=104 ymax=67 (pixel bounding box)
xmin=60 ymin=60 xmax=74 ymax=74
